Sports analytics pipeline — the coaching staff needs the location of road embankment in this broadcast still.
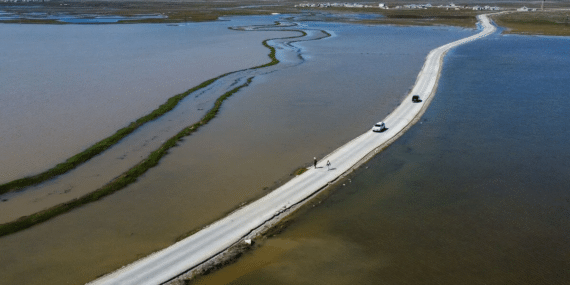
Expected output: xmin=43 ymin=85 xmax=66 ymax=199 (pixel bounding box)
xmin=90 ymin=14 xmax=497 ymax=285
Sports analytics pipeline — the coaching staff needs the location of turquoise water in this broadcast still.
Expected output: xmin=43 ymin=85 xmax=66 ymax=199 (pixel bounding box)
xmin=197 ymin=34 xmax=570 ymax=284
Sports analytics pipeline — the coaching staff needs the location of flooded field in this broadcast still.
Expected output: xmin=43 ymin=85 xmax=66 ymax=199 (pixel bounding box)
xmin=194 ymin=33 xmax=570 ymax=285
xmin=0 ymin=25 xmax=306 ymax=223
xmin=0 ymin=19 xmax=279 ymax=183
xmin=0 ymin=16 xmax=475 ymax=285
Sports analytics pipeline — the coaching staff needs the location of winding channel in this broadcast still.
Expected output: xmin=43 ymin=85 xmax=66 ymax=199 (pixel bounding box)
xmin=90 ymin=14 xmax=497 ymax=285
xmin=0 ymin=22 xmax=330 ymax=234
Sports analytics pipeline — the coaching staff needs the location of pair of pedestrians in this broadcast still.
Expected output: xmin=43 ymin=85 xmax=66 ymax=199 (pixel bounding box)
xmin=314 ymin=157 xmax=332 ymax=170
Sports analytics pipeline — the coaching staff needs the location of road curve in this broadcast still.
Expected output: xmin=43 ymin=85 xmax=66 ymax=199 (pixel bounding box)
xmin=89 ymin=14 xmax=497 ymax=285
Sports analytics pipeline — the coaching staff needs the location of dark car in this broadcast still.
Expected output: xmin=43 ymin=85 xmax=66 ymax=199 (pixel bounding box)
xmin=412 ymin=95 xmax=422 ymax=103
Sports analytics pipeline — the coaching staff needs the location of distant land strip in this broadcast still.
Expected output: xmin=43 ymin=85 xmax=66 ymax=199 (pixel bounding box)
xmin=0 ymin=26 xmax=304 ymax=196
xmin=0 ymin=26 xmax=328 ymax=237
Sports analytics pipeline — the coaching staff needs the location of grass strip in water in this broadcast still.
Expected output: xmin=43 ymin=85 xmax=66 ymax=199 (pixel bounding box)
xmin=0 ymin=77 xmax=255 ymax=238
xmin=0 ymin=28 xmax=301 ymax=195
xmin=0 ymin=27 xmax=314 ymax=237
xmin=0 ymin=26 xmax=319 ymax=237
xmin=0 ymin=77 xmax=218 ymax=195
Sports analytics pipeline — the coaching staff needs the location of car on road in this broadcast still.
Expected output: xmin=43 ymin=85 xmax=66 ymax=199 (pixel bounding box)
xmin=372 ymin=122 xmax=386 ymax=132
xmin=412 ymin=95 xmax=422 ymax=103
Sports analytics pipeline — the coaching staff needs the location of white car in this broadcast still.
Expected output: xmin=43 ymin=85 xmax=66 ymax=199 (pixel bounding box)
xmin=372 ymin=122 xmax=386 ymax=132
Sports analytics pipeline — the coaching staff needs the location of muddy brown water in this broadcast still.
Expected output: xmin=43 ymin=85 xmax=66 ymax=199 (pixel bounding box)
xmin=0 ymin=21 xmax=278 ymax=184
xmin=0 ymin=16 xmax=474 ymax=285
xmin=192 ymin=33 xmax=570 ymax=285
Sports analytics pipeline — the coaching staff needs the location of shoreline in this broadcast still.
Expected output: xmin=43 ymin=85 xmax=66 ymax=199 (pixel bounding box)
xmin=90 ymin=13 xmax=497 ymax=285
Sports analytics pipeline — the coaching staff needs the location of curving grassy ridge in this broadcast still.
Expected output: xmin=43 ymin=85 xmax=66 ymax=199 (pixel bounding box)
xmin=0 ymin=28 xmax=314 ymax=237
xmin=0 ymin=76 xmax=220 ymax=195
xmin=0 ymin=29 xmax=305 ymax=196
xmin=0 ymin=77 xmax=255 ymax=237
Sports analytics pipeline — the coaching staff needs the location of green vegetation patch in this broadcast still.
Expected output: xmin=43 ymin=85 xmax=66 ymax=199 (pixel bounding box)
xmin=293 ymin=167 xmax=308 ymax=176
xmin=0 ymin=27 xmax=305 ymax=195
xmin=0 ymin=77 xmax=255 ymax=237
xmin=493 ymin=11 xmax=570 ymax=36
xmin=0 ymin=76 xmax=220 ymax=195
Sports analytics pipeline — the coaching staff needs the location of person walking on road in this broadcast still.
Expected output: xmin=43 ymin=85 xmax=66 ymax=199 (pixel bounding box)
xmin=314 ymin=157 xmax=317 ymax=168
xmin=326 ymin=160 xmax=331 ymax=170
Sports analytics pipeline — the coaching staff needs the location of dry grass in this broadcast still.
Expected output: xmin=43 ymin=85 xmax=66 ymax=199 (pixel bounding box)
xmin=372 ymin=8 xmax=479 ymax=28
xmin=493 ymin=10 xmax=570 ymax=36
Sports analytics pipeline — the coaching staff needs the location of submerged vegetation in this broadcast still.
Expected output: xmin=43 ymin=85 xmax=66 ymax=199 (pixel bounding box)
xmin=293 ymin=167 xmax=308 ymax=176
xmin=1 ymin=0 xmax=568 ymax=235
xmin=0 ymin=77 xmax=220 ymax=195
xmin=0 ymin=29 xmax=314 ymax=237
xmin=0 ymin=77 xmax=254 ymax=237
xmin=0 ymin=28 xmax=301 ymax=196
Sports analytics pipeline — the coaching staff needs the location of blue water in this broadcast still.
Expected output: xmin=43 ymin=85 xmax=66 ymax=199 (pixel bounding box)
xmin=205 ymin=33 xmax=570 ymax=284
xmin=0 ymin=11 xmax=166 ymax=23
xmin=426 ymin=33 xmax=570 ymax=195
xmin=58 ymin=14 xmax=167 ymax=23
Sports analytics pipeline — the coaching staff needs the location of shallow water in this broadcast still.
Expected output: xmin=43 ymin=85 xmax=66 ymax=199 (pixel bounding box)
xmin=0 ymin=11 xmax=166 ymax=22
xmin=0 ymin=21 xmax=277 ymax=183
xmin=0 ymin=18 xmax=474 ymax=285
xmin=195 ymin=34 xmax=570 ymax=285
